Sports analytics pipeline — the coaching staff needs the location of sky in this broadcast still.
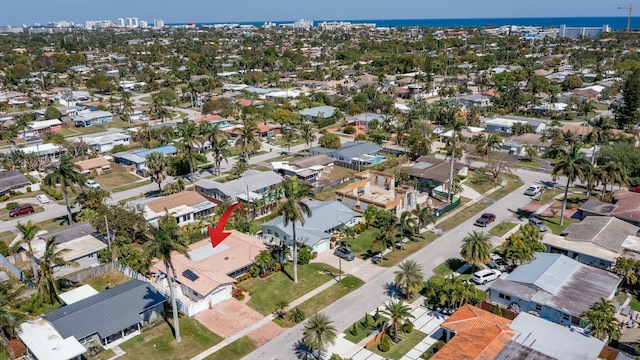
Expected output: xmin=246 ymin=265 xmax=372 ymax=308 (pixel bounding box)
xmin=1 ymin=0 xmax=627 ymax=26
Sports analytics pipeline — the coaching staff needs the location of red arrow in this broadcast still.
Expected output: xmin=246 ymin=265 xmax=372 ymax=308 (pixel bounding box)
xmin=208 ymin=203 xmax=244 ymax=248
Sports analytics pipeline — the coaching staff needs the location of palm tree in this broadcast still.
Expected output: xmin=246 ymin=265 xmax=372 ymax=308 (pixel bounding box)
xmin=16 ymin=221 xmax=39 ymax=283
xmin=177 ymin=120 xmax=199 ymax=181
xmin=146 ymin=213 xmax=190 ymax=342
xmin=120 ymin=91 xmax=134 ymax=125
xmin=270 ymin=240 xmax=291 ymax=267
xmin=278 ymin=177 xmax=314 ymax=284
xmin=394 ymin=260 xmax=424 ymax=299
xmin=373 ymin=227 xmax=397 ymax=257
xmin=44 ymin=155 xmax=84 ymax=224
xmin=0 ymin=281 xmax=26 ymax=359
xmin=460 ymin=231 xmax=492 ymax=271
xmin=203 ymin=124 xmax=231 ymax=176
xmin=613 ymin=257 xmax=638 ymax=287
xmin=581 ymin=299 xmax=621 ymax=342
xmin=382 ymin=300 xmax=414 ymax=341
xmin=445 ymin=118 xmax=468 ymax=203
xmin=585 ymin=116 xmax=614 ymax=165
xmin=145 ymin=152 xmax=167 ymax=192
xmin=299 ymin=122 xmax=316 ymax=150
xmin=412 ymin=203 xmax=435 ymax=232
xmin=302 ymin=313 xmax=337 ymax=359
xmin=399 ymin=211 xmax=418 ymax=239
xmin=38 ymin=235 xmax=78 ymax=304
xmin=552 ymin=142 xmax=591 ymax=225
xmin=239 ymin=118 xmax=261 ymax=161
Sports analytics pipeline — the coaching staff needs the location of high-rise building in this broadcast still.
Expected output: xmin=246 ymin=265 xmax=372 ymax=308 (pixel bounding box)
xmin=131 ymin=17 xmax=139 ymax=28
xmin=139 ymin=20 xmax=148 ymax=28
xmin=116 ymin=18 xmax=125 ymax=27
xmin=153 ymin=19 xmax=164 ymax=28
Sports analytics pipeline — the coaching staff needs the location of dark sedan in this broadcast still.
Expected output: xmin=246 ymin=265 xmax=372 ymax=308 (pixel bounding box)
xmin=475 ymin=213 xmax=496 ymax=227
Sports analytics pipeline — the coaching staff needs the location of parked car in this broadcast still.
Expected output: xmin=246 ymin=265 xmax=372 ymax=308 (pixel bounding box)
xmin=629 ymin=185 xmax=640 ymax=193
xmin=36 ymin=194 xmax=50 ymax=204
xmin=528 ymin=217 xmax=549 ymax=232
xmin=9 ymin=204 xmax=35 ymax=217
xmin=471 ymin=269 xmax=501 ymax=285
xmin=475 ymin=213 xmax=496 ymax=227
xmin=487 ymin=254 xmax=510 ymax=272
xmin=84 ymin=180 xmax=101 ymax=189
xmin=334 ymin=246 xmax=355 ymax=261
xmin=524 ymin=185 xmax=543 ymax=196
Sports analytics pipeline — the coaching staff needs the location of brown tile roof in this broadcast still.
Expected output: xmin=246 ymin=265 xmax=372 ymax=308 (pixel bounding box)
xmin=146 ymin=191 xmax=210 ymax=213
xmin=288 ymin=154 xmax=335 ymax=168
xmin=75 ymin=157 xmax=111 ymax=171
xmin=404 ymin=156 xmax=466 ymax=183
xmin=613 ymin=191 xmax=640 ymax=223
xmin=432 ymin=304 xmax=514 ymax=360
xmin=152 ymin=230 xmax=266 ymax=296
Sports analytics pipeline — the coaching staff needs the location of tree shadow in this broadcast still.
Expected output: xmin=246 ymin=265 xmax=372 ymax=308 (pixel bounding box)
xmin=361 ymin=250 xmax=383 ymax=263
xmin=292 ymin=339 xmax=314 ymax=360
xmin=53 ymin=214 xmax=70 ymax=226
xmin=383 ymin=282 xmax=401 ymax=299
xmin=512 ymin=208 xmax=533 ymax=220
xmin=162 ymin=302 xmax=177 ymax=339
xmin=281 ymin=266 xmax=294 ymax=282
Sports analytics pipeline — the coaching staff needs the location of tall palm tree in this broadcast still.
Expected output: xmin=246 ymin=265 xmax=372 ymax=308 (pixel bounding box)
xmin=299 ymin=122 xmax=316 ymax=150
xmin=581 ymin=299 xmax=621 ymax=342
xmin=202 ymin=123 xmax=231 ymax=176
xmin=16 ymin=221 xmax=39 ymax=283
xmin=38 ymin=235 xmax=78 ymax=304
xmin=399 ymin=211 xmax=418 ymax=239
xmin=613 ymin=257 xmax=638 ymax=287
xmin=382 ymin=300 xmax=415 ymax=341
xmin=145 ymin=152 xmax=167 ymax=192
xmin=394 ymin=260 xmax=424 ymax=299
xmin=120 ymin=91 xmax=134 ymax=125
xmin=0 ymin=281 xmax=26 ymax=360
xmin=44 ymin=155 xmax=84 ymax=224
xmin=552 ymin=142 xmax=591 ymax=225
xmin=585 ymin=116 xmax=614 ymax=165
xmin=177 ymin=120 xmax=199 ymax=181
xmin=302 ymin=313 xmax=337 ymax=359
xmin=412 ymin=203 xmax=435 ymax=232
xmin=146 ymin=214 xmax=190 ymax=342
xmin=278 ymin=177 xmax=314 ymax=284
xmin=239 ymin=118 xmax=261 ymax=161
xmin=460 ymin=231 xmax=492 ymax=271
xmin=445 ymin=118 xmax=469 ymax=203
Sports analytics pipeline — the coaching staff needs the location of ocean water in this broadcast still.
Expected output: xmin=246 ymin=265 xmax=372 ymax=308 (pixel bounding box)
xmin=169 ymin=17 xmax=639 ymax=30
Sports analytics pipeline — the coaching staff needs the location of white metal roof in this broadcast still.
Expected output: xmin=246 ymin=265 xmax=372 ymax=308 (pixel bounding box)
xmin=59 ymin=284 xmax=99 ymax=305
xmin=19 ymin=319 xmax=86 ymax=360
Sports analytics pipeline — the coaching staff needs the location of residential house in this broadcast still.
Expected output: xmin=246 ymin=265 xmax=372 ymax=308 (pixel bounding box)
xmin=151 ymin=230 xmax=266 ymax=315
xmin=80 ymin=132 xmax=130 ymax=154
xmin=24 ymin=221 xmax=107 ymax=276
xmin=195 ymin=170 xmax=282 ymax=203
xmin=112 ymin=145 xmax=177 ymax=172
xmin=21 ymin=119 xmax=63 ymax=138
xmin=19 ymin=319 xmax=86 ymax=360
xmin=334 ymin=170 xmax=416 ymax=217
xmin=452 ymin=93 xmax=493 ymax=108
xmin=502 ymin=133 xmax=552 ymax=156
xmin=435 ymin=304 xmax=609 ymax=360
xmin=488 ymin=253 xmax=621 ymax=327
xmin=75 ymin=157 xmax=112 ymax=175
xmin=299 ymin=105 xmax=336 ymax=120
xmin=270 ymin=154 xmax=335 ymax=186
xmin=612 ymin=191 xmax=640 ymax=227
xmin=3 ymin=143 xmax=65 ymax=162
xmin=43 ymin=280 xmax=165 ymax=347
xmin=402 ymin=156 xmax=467 ymax=194
xmin=0 ymin=170 xmax=31 ymax=196
xmin=484 ymin=116 xmax=547 ymax=134
xmin=71 ymin=110 xmax=113 ymax=127
xmin=345 ymin=113 xmax=387 ymax=128
xmin=130 ymin=191 xmax=217 ymax=227
xmin=542 ymin=216 xmax=640 ymax=269
xmin=310 ymin=141 xmax=384 ymax=167
xmin=261 ymin=200 xmax=362 ymax=253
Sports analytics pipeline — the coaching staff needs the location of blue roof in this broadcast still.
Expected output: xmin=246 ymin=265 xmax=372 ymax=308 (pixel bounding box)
xmin=506 ymin=253 xmax=580 ymax=295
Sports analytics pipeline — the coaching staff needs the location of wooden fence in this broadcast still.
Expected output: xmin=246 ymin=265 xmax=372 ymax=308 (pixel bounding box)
xmin=63 ymin=262 xmax=116 ymax=283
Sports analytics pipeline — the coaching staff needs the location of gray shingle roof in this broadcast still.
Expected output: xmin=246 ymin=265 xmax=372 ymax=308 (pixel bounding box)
xmin=195 ymin=170 xmax=282 ymax=197
xmin=45 ymin=280 xmax=165 ymax=340
xmin=40 ymin=221 xmax=97 ymax=243
xmin=328 ymin=141 xmax=382 ymax=159
xmin=563 ymin=216 xmax=640 ymax=252
xmin=0 ymin=170 xmax=30 ymax=194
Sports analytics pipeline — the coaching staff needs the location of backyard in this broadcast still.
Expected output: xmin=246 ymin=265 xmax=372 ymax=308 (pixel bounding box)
xmin=118 ymin=317 xmax=223 ymax=360
xmin=94 ymin=172 xmax=145 ymax=192
xmin=80 ymin=270 xmax=131 ymax=292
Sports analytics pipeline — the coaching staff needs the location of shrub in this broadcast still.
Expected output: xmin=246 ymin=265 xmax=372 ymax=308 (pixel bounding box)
xmin=6 ymin=202 xmax=19 ymax=210
xmin=232 ymin=288 xmax=243 ymax=298
xmin=343 ymin=126 xmax=356 ymax=134
xmin=43 ymin=186 xmax=63 ymax=201
xmin=194 ymin=153 xmax=208 ymax=163
xmin=362 ymin=313 xmax=372 ymax=328
xmin=0 ymin=195 xmax=9 ymax=203
xmin=402 ymin=319 xmax=414 ymax=334
xmin=236 ymin=294 xmax=245 ymax=301
xmin=26 ymin=187 xmax=32 ymax=193
xmin=378 ymin=334 xmax=392 ymax=352
xmin=249 ymin=265 xmax=260 ymax=277
xmin=289 ymin=307 xmax=305 ymax=323
xmin=25 ymin=174 xmax=38 ymax=184
xmin=297 ymin=248 xmax=312 ymax=265
xmin=0 ymin=242 xmax=8 ymax=256
xmin=492 ymin=305 xmax=503 ymax=317
xmin=274 ymin=262 xmax=282 ymax=272
xmin=236 ymin=273 xmax=252 ymax=282
xmin=350 ymin=322 xmax=359 ymax=336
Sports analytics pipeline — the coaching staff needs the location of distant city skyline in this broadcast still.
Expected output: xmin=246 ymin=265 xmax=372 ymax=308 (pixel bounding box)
xmin=1 ymin=0 xmax=628 ymax=27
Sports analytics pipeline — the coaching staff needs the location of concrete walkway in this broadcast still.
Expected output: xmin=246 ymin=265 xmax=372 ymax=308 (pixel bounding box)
xmin=459 ymin=184 xmax=482 ymax=201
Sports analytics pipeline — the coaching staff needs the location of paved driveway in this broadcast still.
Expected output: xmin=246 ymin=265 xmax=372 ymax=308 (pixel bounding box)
xmin=312 ymin=250 xmax=383 ymax=282
xmin=195 ymin=297 xmax=264 ymax=338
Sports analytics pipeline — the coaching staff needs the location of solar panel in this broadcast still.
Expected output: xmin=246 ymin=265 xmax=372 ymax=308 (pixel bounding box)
xmin=182 ymin=269 xmax=200 ymax=281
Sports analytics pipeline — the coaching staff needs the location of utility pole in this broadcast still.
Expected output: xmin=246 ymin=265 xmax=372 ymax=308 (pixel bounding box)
xmin=619 ymin=4 xmax=634 ymax=32
xmin=104 ymin=215 xmax=111 ymax=251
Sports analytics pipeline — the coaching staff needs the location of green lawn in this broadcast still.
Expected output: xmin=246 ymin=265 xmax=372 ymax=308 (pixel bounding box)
xmin=344 ymin=314 xmax=390 ymax=344
xmin=432 ymin=258 xmax=467 ymax=277
xmin=630 ymin=296 xmax=640 ymax=312
xmin=465 ymin=171 xmax=498 ymax=194
xmin=80 ymin=270 xmax=131 ymax=292
xmin=240 ymin=263 xmax=338 ymax=315
xmin=204 ymin=336 xmax=257 ymax=360
xmin=59 ymin=127 xmax=106 ymax=137
xmin=488 ymin=221 xmax=518 ymax=237
xmin=539 ymin=215 xmax=578 ymax=235
xmin=535 ymin=188 xmax=564 ymax=204
xmin=95 ymin=172 xmax=145 ymax=191
xmin=36 ymin=216 xmax=71 ymax=232
xmin=0 ymin=205 xmax=45 ymax=221
xmin=348 ymin=228 xmax=378 ymax=256
xmin=86 ymin=348 xmax=115 ymax=360
xmin=379 ymin=233 xmax=437 ymax=267
xmin=437 ymin=200 xmax=487 ymax=231
xmin=487 ymin=174 xmax=523 ymax=200
xmin=276 ymin=276 xmax=364 ymax=327
xmin=119 ymin=317 xmax=223 ymax=360
xmin=370 ymin=330 xmax=427 ymax=359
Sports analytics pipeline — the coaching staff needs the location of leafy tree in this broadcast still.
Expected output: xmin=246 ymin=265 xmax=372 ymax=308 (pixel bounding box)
xmin=76 ymin=188 xmax=110 ymax=211
xmin=16 ymin=220 xmax=39 ymax=284
xmin=38 ymin=235 xmax=78 ymax=304
xmin=394 ymin=260 xmax=424 ymax=299
xmin=302 ymin=313 xmax=337 ymax=359
xmin=0 ymin=281 xmax=26 ymax=359
xmin=382 ymin=300 xmax=414 ymax=341
xmin=146 ymin=213 xmax=190 ymax=342
xmin=613 ymin=257 xmax=638 ymax=287
xmin=318 ymin=132 xmax=341 ymax=149
xmin=615 ymin=68 xmax=640 ymax=129
xmin=277 ymin=177 xmax=314 ymax=284
xmin=424 ymin=275 xmax=487 ymax=309
xmin=91 ymin=204 xmax=149 ymax=245
xmin=146 ymin=152 xmax=167 ymax=192
xmin=581 ymin=299 xmax=620 ymax=342
xmin=561 ymin=74 xmax=583 ymax=91
xmin=460 ymin=231 xmax=492 ymax=271
xmin=44 ymin=155 xmax=84 ymax=224
xmin=552 ymin=143 xmax=591 ymax=225
xmin=44 ymin=106 xmax=62 ymax=120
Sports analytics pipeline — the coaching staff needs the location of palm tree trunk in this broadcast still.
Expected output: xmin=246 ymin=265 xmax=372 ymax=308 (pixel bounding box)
xmin=29 ymin=251 xmax=38 ymax=284
xmin=188 ymin=150 xmax=195 ymax=182
xmin=447 ymin=147 xmax=455 ymax=204
xmin=157 ymin=180 xmax=162 ymax=192
xmin=292 ymin=222 xmax=298 ymax=284
xmin=63 ymin=190 xmax=73 ymax=224
xmin=166 ymin=263 xmax=181 ymax=342
xmin=560 ymin=178 xmax=570 ymax=226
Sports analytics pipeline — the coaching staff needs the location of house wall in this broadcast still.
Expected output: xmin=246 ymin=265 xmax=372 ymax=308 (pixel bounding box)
xmin=261 ymin=225 xmax=330 ymax=253
xmin=53 ymin=253 xmax=101 ymax=277
xmin=140 ymin=303 xmax=164 ymax=325
xmin=545 ymin=245 xmax=612 ymax=269
xmin=488 ymin=289 xmax=582 ymax=327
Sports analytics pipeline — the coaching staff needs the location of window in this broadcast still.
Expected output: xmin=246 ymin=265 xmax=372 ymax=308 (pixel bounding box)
xmin=498 ymin=293 xmax=505 ymax=299
xmin=535 ymin=304 xmax=542 ymax=311
xmin=571 ymin=316 xmax=580 ymax=325
xmin=267 ymin=229 xmax=272 ymax=235
xmin=562 ymin=313 xmax=570 ymax=321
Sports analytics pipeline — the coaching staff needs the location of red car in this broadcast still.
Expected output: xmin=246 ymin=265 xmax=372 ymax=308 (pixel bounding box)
xmin=629 ymin=186 xmax=640 ymax=193
xmin=475 ymin=213 xmax=496 ymax=227
xmin=9 ymin=204 xmax=35 ymax=217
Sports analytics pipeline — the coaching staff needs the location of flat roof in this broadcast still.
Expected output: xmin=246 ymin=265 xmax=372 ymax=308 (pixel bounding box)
xmin=59 ymin=284 xmax=99 ymax=305
xmin=19 ymin=319 xmax=86 ymax=360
